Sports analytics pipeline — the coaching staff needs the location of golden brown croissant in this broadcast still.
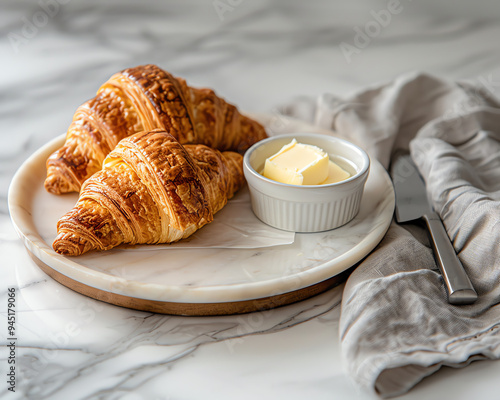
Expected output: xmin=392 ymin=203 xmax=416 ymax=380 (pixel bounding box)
xmin=53 ymin=129 xmax=245 ymax=256
xmin=45 ymin=64 xmax=266 ymax=194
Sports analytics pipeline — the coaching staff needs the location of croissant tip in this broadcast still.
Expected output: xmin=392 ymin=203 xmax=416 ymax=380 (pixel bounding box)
xmin=53 ymin=232 xmax=95 ymax=256
xmin=44 ymin=174 xmax=77 ymax=195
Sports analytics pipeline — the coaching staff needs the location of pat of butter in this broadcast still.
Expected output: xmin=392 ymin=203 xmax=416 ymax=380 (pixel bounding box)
xmin=322 ymin=159 xmax=351 ymax=184
xmin=263 ymin=139 xmax=350 ymax=185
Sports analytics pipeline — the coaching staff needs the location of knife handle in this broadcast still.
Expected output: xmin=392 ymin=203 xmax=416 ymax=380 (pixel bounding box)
xmin=422 ymin=214 xmax=477 ymax=305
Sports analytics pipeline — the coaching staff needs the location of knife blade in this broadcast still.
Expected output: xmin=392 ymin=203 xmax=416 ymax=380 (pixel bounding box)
xmin=391 ymin=152 xmax=477 ymax=305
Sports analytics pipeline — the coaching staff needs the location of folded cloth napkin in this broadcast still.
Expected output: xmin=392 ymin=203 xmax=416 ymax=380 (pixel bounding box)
xmin=282 ymin=71 xmax=500 ymax=398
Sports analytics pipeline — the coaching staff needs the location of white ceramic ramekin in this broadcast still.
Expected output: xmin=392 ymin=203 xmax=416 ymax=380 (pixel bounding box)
xmin=243 ymin=133 xmax=370 ymax=232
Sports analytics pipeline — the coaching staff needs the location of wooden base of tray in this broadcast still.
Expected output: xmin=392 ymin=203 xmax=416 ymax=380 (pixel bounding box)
xmin=28 ymin=249 xmax=351 ymax=316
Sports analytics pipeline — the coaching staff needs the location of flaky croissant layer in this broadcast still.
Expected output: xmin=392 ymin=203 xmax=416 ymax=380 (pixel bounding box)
xmin=45 ymin=64 xmax=266 ymax=195
xmin=53 ymin=129 xmax=245 ymax=256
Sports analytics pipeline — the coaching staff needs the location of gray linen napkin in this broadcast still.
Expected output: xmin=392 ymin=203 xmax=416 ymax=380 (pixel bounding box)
xmin=282 ymin=71 xmax=500 ymax=397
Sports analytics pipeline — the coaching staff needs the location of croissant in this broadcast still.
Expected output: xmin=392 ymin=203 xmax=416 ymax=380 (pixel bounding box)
xmin=53 ymin=129 xmax=245 ymax=256
xmin=45 ymin=64 xmax=266 ymax=194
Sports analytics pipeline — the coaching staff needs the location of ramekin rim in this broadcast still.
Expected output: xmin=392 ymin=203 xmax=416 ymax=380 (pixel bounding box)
xmin=243 ymin=132 xmax=370 ymax=189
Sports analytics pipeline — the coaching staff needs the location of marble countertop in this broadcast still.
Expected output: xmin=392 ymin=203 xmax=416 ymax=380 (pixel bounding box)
xmin=3 ymin=1 xmax=500 ymax=399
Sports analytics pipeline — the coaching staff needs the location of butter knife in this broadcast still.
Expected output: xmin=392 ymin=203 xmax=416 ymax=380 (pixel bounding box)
xmin=391 ymin=152 xmax=477 ymax=305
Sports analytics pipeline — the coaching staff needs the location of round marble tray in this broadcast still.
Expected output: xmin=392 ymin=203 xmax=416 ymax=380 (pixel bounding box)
xmin=8 ymin=114 xmax=395 ymax=315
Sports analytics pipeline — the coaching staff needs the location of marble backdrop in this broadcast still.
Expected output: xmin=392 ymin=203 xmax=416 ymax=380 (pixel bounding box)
xmin=2 ymin=1 xmax=500 ymax=399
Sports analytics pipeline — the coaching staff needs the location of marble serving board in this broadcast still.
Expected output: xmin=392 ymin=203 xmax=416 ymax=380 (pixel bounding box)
xmin=8 ymin=114 xmax=395 ymax=315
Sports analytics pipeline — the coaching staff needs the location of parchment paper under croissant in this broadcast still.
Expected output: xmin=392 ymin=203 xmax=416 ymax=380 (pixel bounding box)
xmin=53 ymin=129 xmax=245 ymax=256
xmin=45 ymin=64 xmax=266 ymax=195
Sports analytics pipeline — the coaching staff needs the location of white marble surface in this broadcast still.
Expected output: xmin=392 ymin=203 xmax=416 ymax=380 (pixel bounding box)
xmin=3 ymin=0 xmax=500 ymax=398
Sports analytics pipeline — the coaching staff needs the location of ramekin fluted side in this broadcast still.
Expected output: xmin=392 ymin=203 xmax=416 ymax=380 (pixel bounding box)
xmin=248 ymin=186 xmax=363 ymax=232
